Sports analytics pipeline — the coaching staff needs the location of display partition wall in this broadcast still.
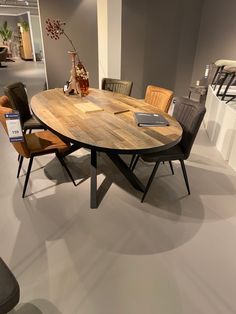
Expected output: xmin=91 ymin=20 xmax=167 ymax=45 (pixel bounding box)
xmin=0 ymin=11 xmax=44 ymax=62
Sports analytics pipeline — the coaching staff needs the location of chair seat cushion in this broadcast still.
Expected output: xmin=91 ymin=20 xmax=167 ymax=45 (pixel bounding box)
xmin=23 ymin=116 xmax=44 ymax=130
xmin=25 ymin=130 xmax=70 ymax=154
xmin=141 ymin=144 xmax=184 ymax=162
xmin=0 ymin=258 xmax=20 ymax=313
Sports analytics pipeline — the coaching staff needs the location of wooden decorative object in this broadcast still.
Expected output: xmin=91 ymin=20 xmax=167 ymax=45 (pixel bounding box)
xmin=65 ymin=51 xmax=81 ymax=96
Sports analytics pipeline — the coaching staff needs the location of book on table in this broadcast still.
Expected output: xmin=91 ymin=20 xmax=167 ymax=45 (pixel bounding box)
xmin=134 ymin=112 xmax=169 ymax=127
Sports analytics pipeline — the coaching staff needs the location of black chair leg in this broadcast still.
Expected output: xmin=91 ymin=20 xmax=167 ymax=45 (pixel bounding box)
xmin=169 ymin=161 xmax=174 ymax=174
xmin=179 ymin=159 xmax=190 ymax=194
xmin=22 ymin=156 xmax=34 ymax=198
xmin=56 ymin=154 xmax=76 ymax=186
xmin=17 ymin=156 xmax=24 ymax=178
xmin=141 ymin=161 xmax=160 ymax=203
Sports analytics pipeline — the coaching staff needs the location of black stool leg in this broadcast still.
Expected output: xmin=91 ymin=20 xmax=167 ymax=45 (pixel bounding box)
xmin=222 ymin=73 xmax=235 ymax=100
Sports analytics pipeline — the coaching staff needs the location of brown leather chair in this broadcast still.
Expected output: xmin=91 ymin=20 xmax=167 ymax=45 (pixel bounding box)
xmin=0 ymin=47 xmax=7 ymax=67
xmin=144 ymin=85 xmax=173 ymax=112
xmin=102 ymin=78 xmax=133 ymax=96
xmin=0 ymin=103 xmax=76 ymax=198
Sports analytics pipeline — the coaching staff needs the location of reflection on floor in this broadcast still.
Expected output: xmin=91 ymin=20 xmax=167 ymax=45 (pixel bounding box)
xmin=0 ymin=63 xmax=236 ymax=314
xmin=0 ymin=58 xmax=46 ymax=100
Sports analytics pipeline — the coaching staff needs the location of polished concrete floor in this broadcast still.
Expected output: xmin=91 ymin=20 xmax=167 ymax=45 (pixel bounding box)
xmin=1 ymin=60 xmax=236 ymax=314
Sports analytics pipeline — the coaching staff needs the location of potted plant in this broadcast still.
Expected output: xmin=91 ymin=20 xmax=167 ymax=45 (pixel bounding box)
xmin=0 ymin=21 xmax=12 ymax=45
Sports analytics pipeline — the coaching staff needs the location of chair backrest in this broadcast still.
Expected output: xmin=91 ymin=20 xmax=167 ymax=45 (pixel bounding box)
xmin=173 ymin=97 xmax=206 ymax=159
xmin=144 ymin=85 xmax=173 ymax=112
xmin=0 ymin=104 xmax=30 ymax=157
xmin=102 ymin=78 xmax=133 ymax=96
xmin=3 ymin=82 xmax=32 ymax=124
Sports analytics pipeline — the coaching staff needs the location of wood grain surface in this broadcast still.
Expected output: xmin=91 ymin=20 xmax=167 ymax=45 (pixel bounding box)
xmin=31 ymin=88 xmax=182 ymax=154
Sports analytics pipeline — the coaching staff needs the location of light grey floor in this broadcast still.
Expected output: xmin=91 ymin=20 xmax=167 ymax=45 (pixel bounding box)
xmin=1 ymin=61 xmax=236 ymax=314
xmin=0 ymin=58 xmax=46 ymax=100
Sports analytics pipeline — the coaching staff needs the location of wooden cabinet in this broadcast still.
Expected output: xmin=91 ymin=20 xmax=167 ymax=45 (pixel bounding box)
xmin=19 ymin=29 xmax=33 ymax=60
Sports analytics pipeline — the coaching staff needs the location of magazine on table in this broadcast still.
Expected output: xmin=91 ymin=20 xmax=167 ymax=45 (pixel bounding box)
xmin=134 ymin=112 xmax=169 ymax=127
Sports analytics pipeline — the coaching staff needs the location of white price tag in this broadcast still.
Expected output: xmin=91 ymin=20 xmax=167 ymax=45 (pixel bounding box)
xmin=5 ymin=112 xmax=24 ymax=142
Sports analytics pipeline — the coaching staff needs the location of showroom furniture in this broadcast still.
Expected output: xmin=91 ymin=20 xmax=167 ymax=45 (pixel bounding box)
xmin=0 ymin=47 xmax=7 ymax=67
xmin=31 ymin=88 xmax=182 ymax=208
xmin=211 ymin=59 xmax=236 ymax=91
xmin=102 ymin=78 xmax=133 ymax=96
xmin=216 ymin=65 xmax=236 ymax=102
xmin=4 ymin=82 xmax=45 ymax=133
xmin=144 ymin=85 xmax=173 ymax=112
xmin=18 ymin=26 xmax=33 ymax=60
xmin=131 ymin=97 xmax=206 ymax=202
xmin=0 ymin=257 xmax=20 ymax=313
xmin=0 ymin=105 xmax=76 ymax=198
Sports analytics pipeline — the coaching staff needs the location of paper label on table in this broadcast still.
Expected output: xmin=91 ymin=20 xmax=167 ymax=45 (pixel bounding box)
xmin=5 ymin=112 xmax=24 ymax=142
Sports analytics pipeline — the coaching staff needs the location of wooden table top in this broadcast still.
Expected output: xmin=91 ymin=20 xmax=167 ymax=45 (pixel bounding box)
xmin=31 ymin=88 xmax=182 ymax=154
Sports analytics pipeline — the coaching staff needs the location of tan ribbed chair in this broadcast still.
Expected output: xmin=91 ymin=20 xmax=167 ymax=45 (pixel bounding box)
xmin=0 ymin=98 xmax=76 ymax=198
xmin=144 ymin=85 xmax=173 ymax=112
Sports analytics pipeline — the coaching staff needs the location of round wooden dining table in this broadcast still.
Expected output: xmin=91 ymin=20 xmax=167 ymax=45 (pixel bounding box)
xmin=31 ymin=88 xmax=182 ymax=208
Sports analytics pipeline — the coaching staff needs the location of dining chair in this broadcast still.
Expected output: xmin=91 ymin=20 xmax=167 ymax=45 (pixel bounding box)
xmin=144 ymin=85 xmax=174 ymax=112
xmin=0 ymin=257 xmax=20 ymax=314
xmin=3 ymin=81 xmax=45 ymax=133
xmin=0 ymin=105 xmax=76 ymax=198
xmin=131 ymin=97 xmax=206 ymax=202
xmin=102 ymin=78 xmax=133 ymax=96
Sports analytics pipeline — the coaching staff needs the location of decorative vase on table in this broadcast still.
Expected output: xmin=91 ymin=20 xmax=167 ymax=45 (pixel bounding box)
xmin=65 ymin=51 xmax=89 ymax=97
xmin=45 ymin=18 xmax=89 ymax=97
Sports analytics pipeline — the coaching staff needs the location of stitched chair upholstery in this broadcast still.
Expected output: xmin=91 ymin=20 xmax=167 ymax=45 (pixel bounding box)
xmin=0 ymin=257 xmax=20 ymax=314
xmin=144 ymin=85 xmax=173 ymax=112
xmin=102 ymin=78 xmax=133 ymax=96
xmin=132 ymin=97 xmax=206 ymax=202
xmin=0 ymin=105 xmax=76 ymax=198
xmin=4 ymin=82 xmax=44 ymax=132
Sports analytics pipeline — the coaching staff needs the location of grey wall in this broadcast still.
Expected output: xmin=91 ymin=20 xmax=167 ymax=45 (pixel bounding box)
xmin=0 ymin=15 xmax=18 ymax=45
xmin=191 ymin=0 xmax=236 ymax=84
xmin=38 ymin=0 xmax=98 ymax=89
xmin=121 ymin=0 xmax=204 ymax=98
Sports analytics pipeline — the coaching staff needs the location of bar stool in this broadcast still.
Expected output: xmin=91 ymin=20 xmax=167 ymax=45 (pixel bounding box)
xmin=220 ymin=65 xmax=236 ymax=103
xmin=0 ymin=258 xmax=20 ymax=313
xmin=211 ymin=59 xmax=236 ymax=90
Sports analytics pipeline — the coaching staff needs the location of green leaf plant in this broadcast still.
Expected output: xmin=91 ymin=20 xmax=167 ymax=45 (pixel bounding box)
xmin=0 ymin=21 xmax=13 ymax=44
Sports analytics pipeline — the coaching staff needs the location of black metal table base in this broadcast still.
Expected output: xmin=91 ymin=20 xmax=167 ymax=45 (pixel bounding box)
xmin=90 ymin=150 xmax=144 ymax=209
